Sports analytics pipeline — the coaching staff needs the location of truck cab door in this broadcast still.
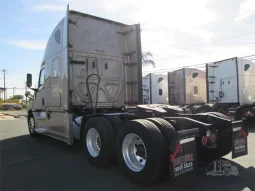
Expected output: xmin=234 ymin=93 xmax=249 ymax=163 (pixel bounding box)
xmin=32 ymin=67 xmax=49 ymax=132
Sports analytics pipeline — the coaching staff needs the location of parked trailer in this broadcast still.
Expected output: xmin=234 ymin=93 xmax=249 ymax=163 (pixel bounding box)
xmin=25 ymin=6 xmax=250 ymax=186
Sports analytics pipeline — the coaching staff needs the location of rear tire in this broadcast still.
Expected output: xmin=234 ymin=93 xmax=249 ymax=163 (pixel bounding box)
xmin=82 ymin=117 xmax=115 ymax=168
xmin=104 ymin=116 xmax=124 ymax=138
xmin=207 ymin=112 xmax=229 ymax=119
xmin=116 ymin=119 xmax=166 ymax=185
xmin=146 ymin=118 xmax=176 ymax=176
xmin=146 ymin=118 xmax=176 ymax=146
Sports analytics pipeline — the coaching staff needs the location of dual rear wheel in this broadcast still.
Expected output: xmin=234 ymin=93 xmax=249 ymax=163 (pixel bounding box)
xmin=82 ymin=116 xmax=175 ymax=185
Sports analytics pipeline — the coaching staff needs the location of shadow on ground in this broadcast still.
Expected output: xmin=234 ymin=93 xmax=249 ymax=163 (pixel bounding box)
xmin=0 ymin=134 xmax=254 ymax=190
xmin=249 ymin=127 xmax=255 ymax=133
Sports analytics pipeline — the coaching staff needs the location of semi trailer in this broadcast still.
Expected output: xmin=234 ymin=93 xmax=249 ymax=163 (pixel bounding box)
xmin=25 ymin=5 xmax=250 ymax=186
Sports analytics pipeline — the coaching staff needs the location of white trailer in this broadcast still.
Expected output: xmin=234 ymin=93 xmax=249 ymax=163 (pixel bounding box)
xmin=168 ymin=68 xmax=207 ymax=105
xmin=142 ymin=73 xmax=168 ymax=104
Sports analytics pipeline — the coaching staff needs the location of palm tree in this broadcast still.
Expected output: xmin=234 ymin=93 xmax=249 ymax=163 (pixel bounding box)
xmin=141 ymin=51 xmax=155 ymax=68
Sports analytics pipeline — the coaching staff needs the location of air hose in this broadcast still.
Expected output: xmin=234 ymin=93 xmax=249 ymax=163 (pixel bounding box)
xmin=86 ymin=73 xmax=101 ymax=114
xmin=214 ymin=91 xmax=224 ymax=105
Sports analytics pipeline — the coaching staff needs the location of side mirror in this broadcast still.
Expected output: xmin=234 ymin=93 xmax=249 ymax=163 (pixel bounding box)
xmin=27 ymin=73 xmax=32 ymax=88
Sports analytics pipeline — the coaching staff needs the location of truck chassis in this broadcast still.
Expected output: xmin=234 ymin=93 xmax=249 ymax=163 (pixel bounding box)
xmin=27 ymin=104 xmax=249 ymax=185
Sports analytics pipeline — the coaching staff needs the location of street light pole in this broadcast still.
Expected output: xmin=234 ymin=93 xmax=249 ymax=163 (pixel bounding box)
xmin=13 ymin=87 xmax=16 ymax=98
xmin=1 ymin=69 xmax=7 ymax=102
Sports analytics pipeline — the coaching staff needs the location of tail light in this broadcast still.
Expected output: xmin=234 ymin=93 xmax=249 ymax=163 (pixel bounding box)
xmin=202 ymin=136 xmax=207 ymax=145
xmin=244 ymin=111 xmax=254 ymax=117
xmin=226 ymin=112 xmax=230 ymax=116
xmin=203 ymin=130 xmax=217 ymax=145
xmin=210 ymin=134 xmax=216 ymax=142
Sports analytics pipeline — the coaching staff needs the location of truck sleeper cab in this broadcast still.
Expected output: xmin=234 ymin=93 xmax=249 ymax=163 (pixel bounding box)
xmin=26 ymin=6 xmax=249 ymax=186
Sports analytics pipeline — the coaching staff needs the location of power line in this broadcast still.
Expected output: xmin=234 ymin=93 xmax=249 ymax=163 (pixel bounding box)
xmin=157 ymin=42 xmax=255 ymax=60
xmin=143 ymin=53 xmax=255 ymax=74
xmin=178 ymin=31 xmax=255 ymax=50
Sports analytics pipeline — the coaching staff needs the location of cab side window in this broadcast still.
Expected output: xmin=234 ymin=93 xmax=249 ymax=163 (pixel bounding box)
xmin=38 ymin=68 xmax=45 ymax=89
xmin=244 ymin=64 xmax=250 ymax=72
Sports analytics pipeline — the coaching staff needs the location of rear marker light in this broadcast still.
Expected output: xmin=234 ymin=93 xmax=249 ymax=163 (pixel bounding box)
xmin=251 ymin=113 xmax=254 ymax=117
xmin=202 ymin=136 xmax=207 ymax=145
xmin=226 ymin=112 xmax=230 ymax=116
xmin=206 ymin=130 xmax=211 ymax=137
xmin=211 ymin=134 xmax=216 ymax=142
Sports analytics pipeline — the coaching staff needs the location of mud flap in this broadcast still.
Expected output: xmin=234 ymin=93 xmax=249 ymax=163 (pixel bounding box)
xmin=232 ymin=121 xmax=248 ymax=159
xmin=169 ymin=137 xmax=198 ymax=178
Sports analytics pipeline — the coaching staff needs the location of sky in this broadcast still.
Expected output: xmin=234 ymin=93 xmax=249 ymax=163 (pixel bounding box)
xmin=1 ymin=0 xmax=255 ymax=98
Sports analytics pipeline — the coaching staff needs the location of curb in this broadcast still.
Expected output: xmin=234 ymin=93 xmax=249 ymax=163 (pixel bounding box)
xmin=3 ymin=113 xmax=20 ymax=118
xmin=0 ymin=113 xmax=25 ymax=118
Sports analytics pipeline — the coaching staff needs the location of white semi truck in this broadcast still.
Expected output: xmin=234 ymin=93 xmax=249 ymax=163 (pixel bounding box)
xmin=25 ymin=5 xmax=250 ymax=186
xmin=144 ymin=58 xmax=255 ymax=126
xmin=142 ymin=68 xmax=206 ymax=106
xmin=142 ymin=73 xmax=168 ymax=104
xmin=168 ymin=68 xmax=207 ymax=106
xmin=192 ymin=57 xmax=255 ymax=124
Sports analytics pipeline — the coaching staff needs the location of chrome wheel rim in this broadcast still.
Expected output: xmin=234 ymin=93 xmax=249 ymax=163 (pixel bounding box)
xmin=86 ymin=128 xmax=101 ymax=157
xmin=122 ymin=133 xmax=147 ymax=172
xmin=29 ymin=117 xmax=35 ymax=133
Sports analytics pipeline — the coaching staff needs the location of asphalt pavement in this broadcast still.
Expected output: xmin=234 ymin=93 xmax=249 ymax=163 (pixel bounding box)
xmin=0 ymin=117 xmax=254 ymax=190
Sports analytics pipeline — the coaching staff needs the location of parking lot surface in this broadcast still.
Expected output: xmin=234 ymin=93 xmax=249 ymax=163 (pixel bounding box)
xmin=0 ymin=117 xmax=254 ymax=190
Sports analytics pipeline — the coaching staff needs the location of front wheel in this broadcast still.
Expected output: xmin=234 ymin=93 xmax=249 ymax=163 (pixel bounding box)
xmin=28 ymin=115 xmax=38 ymax=137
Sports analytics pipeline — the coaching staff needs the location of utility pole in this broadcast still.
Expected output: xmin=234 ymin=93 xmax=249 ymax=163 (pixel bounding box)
xmin=1 ymin=69 xmax=7 ymax=102
xmin=13 ymin=87 xmax=16 ymax=98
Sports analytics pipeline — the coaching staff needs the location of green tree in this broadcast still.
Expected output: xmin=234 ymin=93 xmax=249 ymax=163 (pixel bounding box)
xmin=8 ymin=95 xmax=24 ymax=100
xmin=142 ymin=52 xmax=155 ymax=68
